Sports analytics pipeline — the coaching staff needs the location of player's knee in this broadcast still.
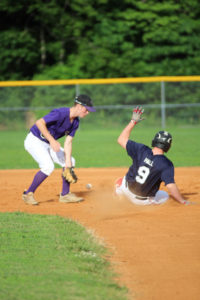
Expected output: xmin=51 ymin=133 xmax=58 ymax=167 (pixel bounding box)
xmin=40 ymin=162 xmax=55 ymax=176
xmin=154 ymin=190 xmax=169 ymax=204
xmin=159 ymin=190 xmax=169 ymax=199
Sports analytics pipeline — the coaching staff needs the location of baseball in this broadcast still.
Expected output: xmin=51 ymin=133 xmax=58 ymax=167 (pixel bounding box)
xmin=86 ymin=183 xmax=92 ymax=189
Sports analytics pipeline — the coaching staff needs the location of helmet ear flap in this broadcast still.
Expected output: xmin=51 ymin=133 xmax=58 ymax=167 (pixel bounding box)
xmin=151 ymin=139 xmax=156 ymax=148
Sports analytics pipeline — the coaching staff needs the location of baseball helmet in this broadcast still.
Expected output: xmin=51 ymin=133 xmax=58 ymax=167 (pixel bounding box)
xmin=152 ymin=131 xmax=172 ymax=152
xmin=74 ymin=94 xmax=96 ymax=112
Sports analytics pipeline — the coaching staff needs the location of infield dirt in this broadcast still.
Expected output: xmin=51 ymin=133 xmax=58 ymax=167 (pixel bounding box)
xmin=0 ymin=167 xmax=200 ymax=300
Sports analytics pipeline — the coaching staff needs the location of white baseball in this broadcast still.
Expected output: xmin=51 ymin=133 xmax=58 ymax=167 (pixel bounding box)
xmin=86 ymin=183 xmax=92 ymax=189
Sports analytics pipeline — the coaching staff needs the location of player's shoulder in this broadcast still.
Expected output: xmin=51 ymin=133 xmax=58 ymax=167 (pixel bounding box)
xmin=127 ymin=140 xmax=151 ymax=156
xmin=161 ymin=155 xmax=174 ymax=167
xmin=52 ymin=107 xmax=70 ymax=118
xmin=127 ymin=140 xmax=149 ymax=149
xmin=54 ymin=107 xmax=69 ymax=113
xmin=133 ymin=141 xmax=151 ymax=152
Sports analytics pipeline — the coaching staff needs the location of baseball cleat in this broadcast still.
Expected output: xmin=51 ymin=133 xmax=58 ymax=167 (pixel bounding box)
xmin=59 ymin=193 xmax=84 ymax=203
xmin=22 ymin=191 xmax=38 ymax=205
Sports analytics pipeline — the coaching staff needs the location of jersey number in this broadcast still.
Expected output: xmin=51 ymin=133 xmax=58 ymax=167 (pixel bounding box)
xmin=136 ymin=166 xmax=150 ymax=184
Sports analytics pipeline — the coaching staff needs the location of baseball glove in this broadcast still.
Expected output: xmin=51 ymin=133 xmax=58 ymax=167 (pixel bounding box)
xmin=63 ymin=167 xmax=78 ymax=184
xmin=131 ymin=106 xmax=144 ymax=124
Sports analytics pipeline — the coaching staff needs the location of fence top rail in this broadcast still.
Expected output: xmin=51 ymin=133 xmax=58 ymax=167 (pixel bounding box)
xmin=1 ymin=76 xmax=200 ymax=87
xmin=1 ymin=103 xmax=200 ymax=111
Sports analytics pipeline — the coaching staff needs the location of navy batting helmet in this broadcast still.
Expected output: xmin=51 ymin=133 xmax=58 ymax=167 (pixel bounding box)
xmin=152 ymin=131 xmax=172 ymax=152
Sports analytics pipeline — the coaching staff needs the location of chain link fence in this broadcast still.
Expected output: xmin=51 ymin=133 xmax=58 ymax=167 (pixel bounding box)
xmin=0 ymin=78 xmax=200 ymax=129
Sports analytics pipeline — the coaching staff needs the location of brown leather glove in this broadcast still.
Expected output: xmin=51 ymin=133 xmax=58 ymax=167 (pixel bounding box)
xmin=63 ymin=167 xmax=78 ymax=183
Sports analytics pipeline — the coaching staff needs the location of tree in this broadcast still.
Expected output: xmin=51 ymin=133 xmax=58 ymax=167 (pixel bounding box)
xmin=0 ymin=0 xmax=200 ymax=80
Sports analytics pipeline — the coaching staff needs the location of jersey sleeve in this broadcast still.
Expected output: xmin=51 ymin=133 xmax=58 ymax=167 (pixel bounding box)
xmin=126 ymin=140 xmax=137 ymax=158
xmin=161 ymin=162 xmax=175 ymax=185
xmin=126 ymin=140 xmax=147 ymax=159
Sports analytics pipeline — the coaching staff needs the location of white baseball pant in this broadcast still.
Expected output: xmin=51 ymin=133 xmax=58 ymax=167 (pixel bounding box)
xmin=115 ymin=176 xmax=169 ymax=205
xmin=24 ymin=132 xmax=75 ymax=176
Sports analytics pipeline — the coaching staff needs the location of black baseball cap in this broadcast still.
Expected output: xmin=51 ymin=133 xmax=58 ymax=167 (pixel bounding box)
xmin=74 ymin=94 xmax=96 ymax=112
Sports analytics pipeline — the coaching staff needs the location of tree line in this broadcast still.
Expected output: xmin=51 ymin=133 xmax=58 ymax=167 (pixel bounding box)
xmin=0 ymin=0 xmax=200 ymax=81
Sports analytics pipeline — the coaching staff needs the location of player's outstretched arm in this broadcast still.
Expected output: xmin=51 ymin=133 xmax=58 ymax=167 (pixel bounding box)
xmin=166 ymin=183 xmax=194 ymax=205
xmin=117 ymin=106 xmax=144 ymax=149
xmin=117 ymin=121 xmax=136 ymax=149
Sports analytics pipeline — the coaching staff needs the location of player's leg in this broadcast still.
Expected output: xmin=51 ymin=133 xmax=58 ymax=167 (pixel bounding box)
xmin=49 ymin=148 xmax=83 ymax=203
xmin=153 ymin=190 xmax=169 ymax=205
xmin=115 ymin=177 xmax=154 ymax=205
xmin=124 ymin=188 xmax=169 ymax=205
xmin=49 ymin=147 xmax=73 ymax=195
xmin=23 ymin=133 xmax=54 ymax=204
xmin=115 ymin=177 xmax=124 ymax=195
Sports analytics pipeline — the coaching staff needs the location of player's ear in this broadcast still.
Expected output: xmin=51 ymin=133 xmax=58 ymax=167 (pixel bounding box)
xmin=74 ymin=103 xmax=81 ymax=110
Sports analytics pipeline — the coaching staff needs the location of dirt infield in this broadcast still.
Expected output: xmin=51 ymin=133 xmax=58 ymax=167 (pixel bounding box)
xmin=0 ymin=167 xmax=200 ymax=300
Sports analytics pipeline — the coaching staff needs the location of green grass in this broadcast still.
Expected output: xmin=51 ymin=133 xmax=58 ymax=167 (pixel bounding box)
xmin=0 ymin=125 xmax=199 ymax=169
xmin=0 ymin=126 xmax=199 ymax=300
xmin=0 ymin=212 xmax=127 ymax=300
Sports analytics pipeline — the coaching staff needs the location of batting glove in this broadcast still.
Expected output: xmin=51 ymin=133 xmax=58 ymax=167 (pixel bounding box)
xmin=131 ymin=106 xmax=144 ymax=124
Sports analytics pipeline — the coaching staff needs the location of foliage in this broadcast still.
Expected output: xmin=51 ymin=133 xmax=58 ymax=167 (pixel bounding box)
xmin=0 ymin=0 xmax=200 ymax=80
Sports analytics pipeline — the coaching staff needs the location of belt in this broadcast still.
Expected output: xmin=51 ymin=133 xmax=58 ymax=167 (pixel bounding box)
xmin=135 ymin=195 xmax=149 ymax=200
xmin=30 ymin=131 xmax=49 ymax=144
xmin=127 ymin=181 xmax=149 ymax=200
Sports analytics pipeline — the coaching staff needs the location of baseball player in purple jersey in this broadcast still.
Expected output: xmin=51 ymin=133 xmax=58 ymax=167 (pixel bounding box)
xmin=22 ymin=94 xmax=96 ymax=205
xmin=115 ymin=107 xmax=193 ymax=205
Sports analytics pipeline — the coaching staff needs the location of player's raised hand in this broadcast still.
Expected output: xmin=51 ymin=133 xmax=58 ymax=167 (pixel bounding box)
xmin=131 ymin=106 xmax=144 ymax=124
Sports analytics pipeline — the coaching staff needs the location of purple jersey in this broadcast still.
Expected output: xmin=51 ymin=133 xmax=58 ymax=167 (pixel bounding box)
xmin=126 ymin=140 xmax=175 ymax=197
xmin=30 ymin=107 xmax=79 ymax=143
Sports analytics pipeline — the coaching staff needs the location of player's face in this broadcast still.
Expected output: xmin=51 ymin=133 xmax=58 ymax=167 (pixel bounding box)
xmin=79 ymin=106 xmax=89 ymax=118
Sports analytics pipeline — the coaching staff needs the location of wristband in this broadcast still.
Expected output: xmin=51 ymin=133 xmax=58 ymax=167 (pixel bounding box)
xmin=131 ymin=120 xmax=137 ymax=124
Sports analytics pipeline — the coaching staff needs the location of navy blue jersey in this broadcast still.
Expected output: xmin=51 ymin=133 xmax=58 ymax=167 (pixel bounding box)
xmin=126 ymin=140 xmax=175 ymax=197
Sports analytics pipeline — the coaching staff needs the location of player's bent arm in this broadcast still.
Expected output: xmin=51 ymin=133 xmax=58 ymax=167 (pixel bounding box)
xmin=64 ymin=135 xmax=73 ymax=168
xmin=166 ymin=183 xmax=187 ymax=204
xmin=35 ymin=118 xmax=60 ymax=152
xmin=118 ymin=121 xmax=136 ymax=149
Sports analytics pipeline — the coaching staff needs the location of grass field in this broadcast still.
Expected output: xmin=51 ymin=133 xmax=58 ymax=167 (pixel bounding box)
xmin=0 ymin=125 xmax=199 ymax=169
xmin=0 ymin=212 xmax=127 ymax=300
xmin=0 ymin=125 xmax=199 ymax=300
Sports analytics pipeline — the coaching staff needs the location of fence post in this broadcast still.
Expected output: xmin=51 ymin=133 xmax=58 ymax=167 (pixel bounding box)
xmin=75 ymin=84 xmax=80 ymax=96
xmin=161 ymin=81 xmax=166 ymax=129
